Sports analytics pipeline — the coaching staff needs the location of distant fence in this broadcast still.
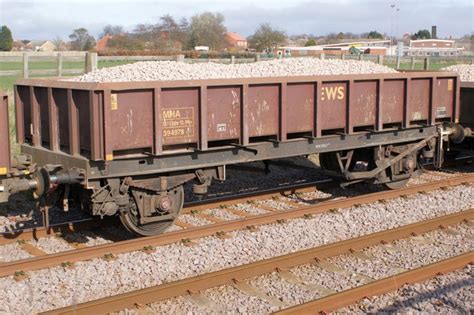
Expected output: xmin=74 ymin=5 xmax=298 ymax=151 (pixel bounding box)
xmin=1 ymin=52 xmax=473 ymax=79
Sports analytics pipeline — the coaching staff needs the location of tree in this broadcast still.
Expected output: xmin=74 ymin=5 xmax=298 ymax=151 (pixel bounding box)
xmin=187 ymin=12 xmax=227 ymax=50
xmin=304 ymin=39 xmax=317 ymax=46
xmin=157 ymin=14 xmax=188 ymax=50
xmin=412 ymin=29 xmax=431 ymax=40
xmin=100 ymin=25 xmax=124 ymax=38
xmin=367 ymin=31 xmax=383 ymax=39
xmin=336 ymin=32 xmax=345 ymax=40
xmin=0 ymin=25 xmax=13 ymax=51
xmin=107 ymin=34 xmax=145 ymax=51
xmin=247 ymin=23 xmax=286 ymax=52
xmin=52 ymin=36 xmax=65 ymax=51
xmin=69 ymin=28 xmax=95 ymax=51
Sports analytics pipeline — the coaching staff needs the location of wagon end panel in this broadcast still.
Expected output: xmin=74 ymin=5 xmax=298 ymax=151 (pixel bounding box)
xmin=0 ymin=92 xmax=10 ymax=175
xmin=433 ymin=77 xmax=457 ymax=123
xmin=15 ymin=85 xmax=31 ymax=145
xmin=103 ymin=89 xmax=155 ymax=159
xmin=460 ymin=83 xmax=474 ymax=128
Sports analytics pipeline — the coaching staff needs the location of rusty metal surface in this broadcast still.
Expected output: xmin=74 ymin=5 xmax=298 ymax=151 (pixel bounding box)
xmin=160 ymin=88 xmax=199 ymax=146
xmin=409 ymin=79 xmax=430 ymax=123
xmin=434 ymin=78 xmax=455 ymax=121
xmin=286 ymin=84 xmax=314 ymax=134
xmin=0 ymin=91 xmax=10 ymax=175
xmin=107 ymin=89 xmax=154 ymax=154
xmin=350 ymin=80 xmax=377 ymax=129
xmin=13 ymin=72 xmax=459 ymax=165
xmin=460 ymin=83 xmax=474 ymax=128
xmin=319 ymin=81 xmax=347 ymax=131
xmin=381 ymin=79 xmax=404 ymax=126
xmin=42 ymin=208 xmax=474 ymax=315
xmin=207 ymin=86 xmax=241 ymax=142
xmin=247 ymin=84 xmax=279 ymax=138
xmin=2 ymin=174 xmax=472 ymax=278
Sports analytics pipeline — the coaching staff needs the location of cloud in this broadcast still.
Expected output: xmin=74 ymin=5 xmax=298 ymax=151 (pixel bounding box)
xmin=0 ymin=0 xmax=472 ymax=40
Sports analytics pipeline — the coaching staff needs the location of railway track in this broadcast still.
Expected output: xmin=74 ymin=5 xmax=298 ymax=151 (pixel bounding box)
xmin=42 ymin=208 xmax=474 ymax=314
xmin=0 ymin=178 xmax=334 ymax=244
xmin=1 ymin=173 xmax=472 ymax=279
xmin=1 ymin=162 xmax=470 ymax=244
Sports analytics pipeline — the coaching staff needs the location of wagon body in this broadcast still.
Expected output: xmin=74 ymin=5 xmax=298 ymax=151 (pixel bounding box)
xmin=0 ymin=71 xmax=463 ymax=235
xmin=9 ymin=71 xmax=459 ymax=181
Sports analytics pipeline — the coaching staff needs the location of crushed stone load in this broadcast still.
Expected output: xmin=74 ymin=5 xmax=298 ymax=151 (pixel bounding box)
xmin=443 ymin=64 xmax=474 ymax=82
xmin=73 ymin=58 xmax=397 ymax=83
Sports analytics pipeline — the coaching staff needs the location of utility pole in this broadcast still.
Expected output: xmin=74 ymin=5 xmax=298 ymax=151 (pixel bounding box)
xmin=390 ymin=4 xmax=395 ymax=55
xmin=396 ymin=8 xmax=400 ymax=42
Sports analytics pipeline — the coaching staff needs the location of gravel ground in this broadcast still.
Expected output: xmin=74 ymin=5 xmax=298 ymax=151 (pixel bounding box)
xmin=328 ymin=223 xmax=473 ymax=280
xmin=1 ymin=184 xmax=473 ymax=313
xmin=61 ymin=229 xmax=118 ymax=247
xmin=178 ymin=213 xmax=212 ymax=226
xmin=232 ymin=204 xmax=269 ymax=216
xmin=248 ymin=271 xmax=322 ymax=307
xmin=29 ymin=237 xmax=74 ymax=254
xmin=341 ymin=265 xmax=473 ymax=314
xmin=443 ymin=64 xmax=474 ymax=82
xmin=201 ymin=208 xmax=242 ymax=221
xmin=73 ymin=58 xmax=397 ymax=83
xmin=257 ymin=199 xmax=294 ymax=211
xmin=129 ymin=222 xmax=472 ymax=314
xmin=0 ymin=243 xmax=32 ymax=262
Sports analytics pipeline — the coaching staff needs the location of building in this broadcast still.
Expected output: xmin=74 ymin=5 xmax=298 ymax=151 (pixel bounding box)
xmin=279 ymin=40 xmax=390 ymax=56
xmin=96 ymin=34 xmax=113 ymax=52
xmin=226 ymin=32 xmax=248 ymax=50
xmin=403 ymin=39 xmax=463 ymax=57
xmin=26 ymin=40 xmax=56 ymax=52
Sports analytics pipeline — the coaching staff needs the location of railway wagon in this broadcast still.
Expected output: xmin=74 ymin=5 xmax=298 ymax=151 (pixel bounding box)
xmin=460 ymin=82 xmax=474 ymax=129
xmin=452 ymin=81 xmax=474 ymax=156
xmin=0 ymin=71 xmax=467 ymax=235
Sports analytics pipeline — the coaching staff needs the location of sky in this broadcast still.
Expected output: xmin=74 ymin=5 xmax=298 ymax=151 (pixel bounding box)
xmin=0 ymin=0 xmax=472 ymax=40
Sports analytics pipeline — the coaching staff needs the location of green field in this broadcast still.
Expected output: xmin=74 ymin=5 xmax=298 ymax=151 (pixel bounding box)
xmin=0 ymin=59 xmax=134 ymax=91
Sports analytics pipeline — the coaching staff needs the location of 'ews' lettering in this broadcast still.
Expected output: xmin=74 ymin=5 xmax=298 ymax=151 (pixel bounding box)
xmin=321 ymin=86 xmax=345 ymax=101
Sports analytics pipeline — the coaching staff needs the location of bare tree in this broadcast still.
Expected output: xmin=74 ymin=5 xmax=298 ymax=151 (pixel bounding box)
xmin=100 ymin=25 xmax=124 ymax=38
xmin=52 ymin=36 xmax=65 ymax=51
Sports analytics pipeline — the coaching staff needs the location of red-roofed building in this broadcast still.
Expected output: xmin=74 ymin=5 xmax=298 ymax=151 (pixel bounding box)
xmin=96 ymin=34 xmax=113 ymax=52
xmin=226 ymin=32 xmax=248 ymax=50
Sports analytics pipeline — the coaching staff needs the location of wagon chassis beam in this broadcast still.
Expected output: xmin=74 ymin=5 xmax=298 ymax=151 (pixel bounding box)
xmin=342 ymin=135 xmax=436 ymax=181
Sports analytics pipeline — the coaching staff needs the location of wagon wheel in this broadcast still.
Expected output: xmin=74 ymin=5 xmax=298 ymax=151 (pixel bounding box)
xmin=120 ymin=186 xmax=184 ymax=236
xmin=384 ymin=178 xmax=410 ymax=190
xmin=381 ymin=154 xmax=417 ymax=190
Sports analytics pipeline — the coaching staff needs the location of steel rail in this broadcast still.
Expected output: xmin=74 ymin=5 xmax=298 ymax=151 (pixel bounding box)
xmin=0 ymin=179 xmax=333 ymax=245
xmin=1 ymin=174 xmax=473 ymax=278
xmin=276 ymin=252 xmax=473 ymax=314
xmin=42 ymin=209 xmax=474 ymax=315
xmin=0 ymin=217 xmax=116 ymax=245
